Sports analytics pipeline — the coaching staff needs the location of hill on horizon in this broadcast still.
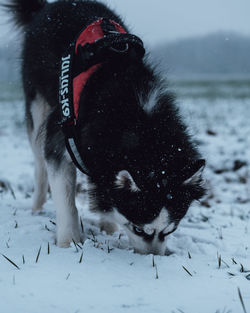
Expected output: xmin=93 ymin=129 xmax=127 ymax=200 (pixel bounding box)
xmin=151 ymin=32 xmax=250 ymax=78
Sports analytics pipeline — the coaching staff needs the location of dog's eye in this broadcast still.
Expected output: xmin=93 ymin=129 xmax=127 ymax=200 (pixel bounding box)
xmin=132 ymin=225 xmax=155 ymax=241
xmin=133 ymin=226 xmax=145 ymax=235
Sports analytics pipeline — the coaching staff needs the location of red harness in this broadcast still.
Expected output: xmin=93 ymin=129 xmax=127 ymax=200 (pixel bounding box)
xmin=59 ymin=18 xmax=145 ymax=175
xmin=73 ymin=18 xmax=126 ymax=119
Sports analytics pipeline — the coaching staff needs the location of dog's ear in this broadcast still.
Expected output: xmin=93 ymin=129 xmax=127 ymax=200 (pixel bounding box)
xmin=183 ymin=159 xmax=205 ymax=185
xmin=115 ymin=170 xmax=140 ymax=192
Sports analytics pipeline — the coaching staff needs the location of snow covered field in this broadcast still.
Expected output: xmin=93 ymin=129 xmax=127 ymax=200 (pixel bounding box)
xmin=0 ymin=79 xmax=250 ymax=313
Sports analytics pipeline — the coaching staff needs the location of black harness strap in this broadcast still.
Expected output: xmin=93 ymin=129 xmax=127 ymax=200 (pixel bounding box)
xmin=59 ymin=49 xmax=90 ymax=175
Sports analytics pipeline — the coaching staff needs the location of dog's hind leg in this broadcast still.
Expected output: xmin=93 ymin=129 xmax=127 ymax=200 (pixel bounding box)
xmin=47 ymin=160 xmax=82 ymax=247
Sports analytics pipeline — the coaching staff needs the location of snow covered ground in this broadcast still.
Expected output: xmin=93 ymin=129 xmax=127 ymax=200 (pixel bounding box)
xmin=0 ymin=80 xmax=250 ymax=313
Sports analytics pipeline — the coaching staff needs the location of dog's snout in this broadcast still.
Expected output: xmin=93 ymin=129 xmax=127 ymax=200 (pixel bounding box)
xmin=134 ymin=243 xmax=168 ymax=256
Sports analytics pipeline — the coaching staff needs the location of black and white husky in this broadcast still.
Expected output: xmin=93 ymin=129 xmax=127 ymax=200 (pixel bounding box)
xmin=6 ymin=0 xmax=205 ymax=255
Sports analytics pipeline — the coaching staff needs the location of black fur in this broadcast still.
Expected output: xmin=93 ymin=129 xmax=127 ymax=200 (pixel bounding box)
xmin=7 ymin=0 xmax=205 ymax=233
xmin=4 ymin=0 xmax=46 ymax=25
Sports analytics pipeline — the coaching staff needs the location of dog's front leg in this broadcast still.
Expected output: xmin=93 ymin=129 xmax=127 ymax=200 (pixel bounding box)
xmin=47 ymin=160 xmax=82 ymax=247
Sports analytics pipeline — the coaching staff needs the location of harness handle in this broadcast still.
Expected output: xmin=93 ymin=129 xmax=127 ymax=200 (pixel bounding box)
xmin=73 ymin=33 xmax=145 ymax=76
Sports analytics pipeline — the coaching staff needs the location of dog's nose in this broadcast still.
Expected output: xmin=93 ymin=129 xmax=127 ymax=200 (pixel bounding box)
xmin=148 ymin=247 xmax=166 ymax=256
xmin=149 ymin=245 xmax=173 ymax=256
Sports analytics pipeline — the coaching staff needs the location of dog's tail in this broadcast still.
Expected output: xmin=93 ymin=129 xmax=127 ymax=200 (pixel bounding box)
xmin=4 ymin=0 xmax=46 ymax=26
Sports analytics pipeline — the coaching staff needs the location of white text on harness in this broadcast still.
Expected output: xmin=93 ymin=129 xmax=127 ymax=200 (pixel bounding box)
xmin=60 ymin=54 xmax=71 ymax=117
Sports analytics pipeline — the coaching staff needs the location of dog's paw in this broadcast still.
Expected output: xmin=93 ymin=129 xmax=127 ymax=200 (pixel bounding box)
xmin=57 ymin=239 xmax=71 ymax=248
xmin=57 ymin=227 xmax=84 ymax=248
xmin=32 ymin=207 xmax=43 ymax=215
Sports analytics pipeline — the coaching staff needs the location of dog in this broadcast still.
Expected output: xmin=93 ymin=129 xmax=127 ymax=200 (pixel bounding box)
xmin=6 ymin=0 xmax=205 ymax=255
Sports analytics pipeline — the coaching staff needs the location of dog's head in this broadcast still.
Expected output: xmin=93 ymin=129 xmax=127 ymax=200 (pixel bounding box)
xmin=84 ymin=155 xmax=203 ymax=255
xmin=110 ymin=159 xmax=205 ymax=255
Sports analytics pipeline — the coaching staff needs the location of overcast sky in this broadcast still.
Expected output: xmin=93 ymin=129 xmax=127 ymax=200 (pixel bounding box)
xmin=0 ymin=0 xmax=250 ymax=46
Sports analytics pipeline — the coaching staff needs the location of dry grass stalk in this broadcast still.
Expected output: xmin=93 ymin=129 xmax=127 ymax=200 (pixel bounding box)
xmin=152 ymin=255 xmax=155 ymax=267
xmin=79 ymin=252 xmax=83 ymax=263
xmin=35 ymin=246 xmax=42 ymax=263
xmin=2 ymin=254 xmax=20 ymax=270
xmin=238 ymin=287 xmax=247 ymax=313
xmin=182 ymin=266 xmax=192 ymax=277
xmin=155 ymin=264 xmax=159 ymax=279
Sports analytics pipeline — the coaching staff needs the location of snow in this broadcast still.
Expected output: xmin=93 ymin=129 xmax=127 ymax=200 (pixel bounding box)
xmin=1 ymin=82 xmax=250 ymax=313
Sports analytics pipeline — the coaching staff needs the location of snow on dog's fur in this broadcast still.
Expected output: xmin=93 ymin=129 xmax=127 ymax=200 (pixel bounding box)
xmin=6 ymin=0 xmax=205 ymax=255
